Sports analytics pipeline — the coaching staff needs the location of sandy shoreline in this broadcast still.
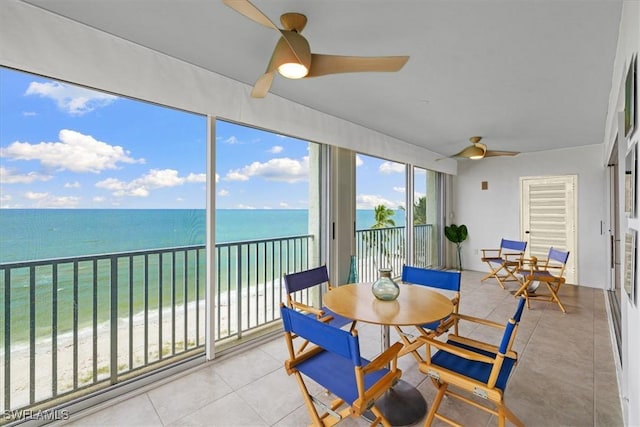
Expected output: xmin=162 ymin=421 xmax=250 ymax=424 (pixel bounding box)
xmin=2 ymin=279 xmax=289 ymax=412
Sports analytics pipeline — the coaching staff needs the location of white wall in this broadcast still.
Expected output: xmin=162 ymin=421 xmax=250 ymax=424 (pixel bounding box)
xmin=602 ymin=2 xmax=640 ymax=425
xmin=453 ymin=144 xmax=607 ymax=288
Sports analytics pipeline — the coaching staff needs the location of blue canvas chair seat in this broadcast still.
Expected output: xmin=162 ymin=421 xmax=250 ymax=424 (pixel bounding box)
xmin=295 ymin=350 xmax=389 ymax=406
xmin=418 ymin=297 xmax=526 ymax=427
xmin=481 ymin=239 xmax=527 ymax=289
xmin=430 ymin=340 xmax=516 ymax=392
xmin=281 ymin=305 xmax=403 ymax=426
xmin=284 ymin=266 xmax=354 ymax=353
xmin=394 ymin=266 xmax=461 ymax=363
xmin=515 ymin=247 xmax=570 ymax=313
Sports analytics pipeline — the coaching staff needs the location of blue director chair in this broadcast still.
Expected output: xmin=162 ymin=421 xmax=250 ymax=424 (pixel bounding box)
xmin=515 ymin=247 xmax=570 ymax=313
xmin=284 ymin=266 xmax=354 ymax=353
xmin=395 ymin=266 xmax=461 ymax=363
xmin=281 ymin=305 xmax=403 ymax=427
xmin=418 ymin=297 xmax=527 ymax=427
xmin=481 ymin=239 xmax=528 ymax=289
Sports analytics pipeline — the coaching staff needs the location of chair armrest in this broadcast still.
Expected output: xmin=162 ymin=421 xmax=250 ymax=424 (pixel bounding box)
xmin=455 ymin=313 xmax=506 ymax=330
xmin=503 ymin=252 xmax=524 ymax=260
xmin=363 ymin=342 xmax=403 ymax=374
xmin=517 ymin=257 xmax=539 ymax=272
xmin=449 ymin=335 xmax=518 ymax=359
xmin=290 ymin=301 xmax=324 ymax=317
xmin=417 ymin=336 xmax=495 ymax=364
xmin=481 ymin=248 xmax=501 ymax=257
xmin=284 ymin=345 xmax=325 ymax=374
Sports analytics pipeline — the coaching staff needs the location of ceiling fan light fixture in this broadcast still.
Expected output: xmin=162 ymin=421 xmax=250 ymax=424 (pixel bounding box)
xmin=278 ymin=62 xmax=308 ymax=79
xmin=468 ymin=146 xmax=485 ymax=159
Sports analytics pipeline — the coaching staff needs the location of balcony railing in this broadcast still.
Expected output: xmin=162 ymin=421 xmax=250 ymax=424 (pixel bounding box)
xmin=355 ymin=224 xmax=433 ymax=282
xmin=1 ymin=226 xmax=432 ymax=419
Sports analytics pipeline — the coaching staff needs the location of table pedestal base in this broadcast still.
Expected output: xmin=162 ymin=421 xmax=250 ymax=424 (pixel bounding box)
xmin=363 ymin=379 xmax=427 ymax=426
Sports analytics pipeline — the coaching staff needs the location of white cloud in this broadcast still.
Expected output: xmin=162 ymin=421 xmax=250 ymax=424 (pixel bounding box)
xmin=64 ymin=181 xmax=81 ymax=188
xmin=0 ymin=167 xmax=52 ymax=184
xmin=356 ymin=155 xmax=364 ymax=167
xmin=215 ymin=173 xmax=220 ymax=183
xmin=95 ymin=168 xmax=204 ymax=197
xmin=279 ymin=202 xmax=289 ymax=208
xmin=23 ymin=191 xmax=80 ymax=208
xmin=393 ymin=186 xmax=405 ymax=193
xmin=24 ymin=191 xmax=48 ymax=200
xmin=269 ymin=145 xmax=283 ymax=154
xmin=225 ymin=170 xmax=250 ymax=181
xmin=186 ymin=173 xmax=206 ymax=183
xmin=414 ymin=191 xmax=425 ymax=199
xmin=25 ymin=81 xmax=117 ymax=115
xmin=23 ymin=111 xmax=37 ymax=117
xmin=356 ymin=194 xmax=404 ymax=210
xmin=218 ymin=189 xmax=229 ymax=196
xmin=236 ymin=204 xmax=256 ymax=209
xmin=379 ymin=161 xmax=405 ymax=174
xmin=92 ymin=196 xmax=106 ymax=203
xmin=0 ymin=129 xmax=144 ymax=173
xmin=223 ymin=136 xmax=241 ymax=144
xmin=224 ymin=156 xmax=308 ymax=183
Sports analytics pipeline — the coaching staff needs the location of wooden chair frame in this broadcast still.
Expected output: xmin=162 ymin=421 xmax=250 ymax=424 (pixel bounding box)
xmin=514 ymin=247 xmax=570 ymax=313
xmin=281 ymin=305 xmax=403 ymax=427
xmin=394 ymin=266 xmax=461 ymax=363
xmin=417 ymin=298 xmax=526 ymax=427
xmin=284 ymin=266 xmax=355 ymax=353
xmin=481 ymin=239 xmax=527 ymax=289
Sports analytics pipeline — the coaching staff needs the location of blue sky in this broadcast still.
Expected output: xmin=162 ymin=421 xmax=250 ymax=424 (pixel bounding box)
xmin=1 ymin=67 xmax=409 ymax=210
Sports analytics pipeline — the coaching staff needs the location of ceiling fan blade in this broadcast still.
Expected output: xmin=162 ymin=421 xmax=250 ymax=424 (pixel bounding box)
xmin=307 ymin=54 xmax=409 ymax=77
xmin=223 ymin=1 xmax=307 ymax=68
xmin=251 ymin=71 xmax=275 ymax=98
xmin=484 ymin=150 xmax=520 ymax=157
xmin=452 ymin=144 xmax=486 ymax=159
xmin=223 ymin=0 xmax=280 ymax=31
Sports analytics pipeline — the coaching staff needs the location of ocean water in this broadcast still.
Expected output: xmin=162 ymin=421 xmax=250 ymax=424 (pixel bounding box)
xmin=0 ymin=208 xmax=405 ymax=263
xmin=0 ymin=208 xmax=405 ymax=342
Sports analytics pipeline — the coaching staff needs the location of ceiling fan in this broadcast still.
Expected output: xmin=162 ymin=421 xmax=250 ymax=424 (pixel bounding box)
xmin=451 ymin=136 xmax=520 ymax=160
xmin=223 ymin=0 xmax=409 ymax=98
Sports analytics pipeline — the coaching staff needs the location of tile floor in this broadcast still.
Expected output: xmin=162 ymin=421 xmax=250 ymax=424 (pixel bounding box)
xmin=61 ymin=270 xmax=623 ymax=427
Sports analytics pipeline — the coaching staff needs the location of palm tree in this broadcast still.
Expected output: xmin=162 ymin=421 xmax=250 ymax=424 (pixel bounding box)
xmin=413 ymin=196 xmax=427 ymax=225
xmin=372 ymin=205 xmax=396 ymax=228
xmin=364 ymin=205 xmax=400 ymax=272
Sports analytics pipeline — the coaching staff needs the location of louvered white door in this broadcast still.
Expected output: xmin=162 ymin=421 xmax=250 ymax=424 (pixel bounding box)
xmin=520 ymin=175 xmax=577 ymax=284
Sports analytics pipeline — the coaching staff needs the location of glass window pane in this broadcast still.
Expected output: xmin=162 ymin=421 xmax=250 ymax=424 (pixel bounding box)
xmin=355 ymin=153 xmax=406 ymax=281
xmin=413 ymin=167 xmax=442 ymax=267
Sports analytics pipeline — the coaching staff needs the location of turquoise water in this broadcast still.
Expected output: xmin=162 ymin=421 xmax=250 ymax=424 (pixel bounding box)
xmin=0 ymin=208 xmax=405 ymax=263
xmin=0 ymin=208 xmax=405 ymax=342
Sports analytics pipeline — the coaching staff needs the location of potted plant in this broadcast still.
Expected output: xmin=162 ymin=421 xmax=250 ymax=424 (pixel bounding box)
xmin=445 ymin=224 xmax=468 ymax=270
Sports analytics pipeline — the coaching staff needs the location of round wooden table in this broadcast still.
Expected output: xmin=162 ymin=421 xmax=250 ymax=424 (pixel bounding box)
xmin=323 ymin=282 xmax=454 ymax=327
xmin=323 ymin=283 xmax=453 ymax=426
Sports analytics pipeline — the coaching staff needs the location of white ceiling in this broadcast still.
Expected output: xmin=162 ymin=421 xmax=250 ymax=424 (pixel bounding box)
xmin=22 ymin=0 xmax=622 ymax=158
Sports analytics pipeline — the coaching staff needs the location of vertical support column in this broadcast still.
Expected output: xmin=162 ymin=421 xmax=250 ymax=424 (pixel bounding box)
xmin=205 ymin=116 xmax=216 ymax=360
xmin=330 ymin=148 xmax=356 ymax=286
xmin=308 ymin=143 xmax=322 ymax=269
xmin=405 ymin=165 xmax=414 ymax=266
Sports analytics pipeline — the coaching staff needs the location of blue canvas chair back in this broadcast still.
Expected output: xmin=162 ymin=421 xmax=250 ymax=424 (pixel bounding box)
xmin=284 ymin=265 xmax=330 ymax=294
xmin=498 ymin=297 xmax=526 ymax=354
xmin=501 ymin=239 xmax=527 ymax=252
xmin=548 ymin=247 xmax=570 ymax=264
xmin=280 ymin=305 xmax=360 ymax=366
xmin=401 ymin=266 xmax=461 ymax=292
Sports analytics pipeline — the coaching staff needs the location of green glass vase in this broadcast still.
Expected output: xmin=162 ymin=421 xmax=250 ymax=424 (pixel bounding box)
xmin=371 ymin=268 xmax=400 ymax=301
